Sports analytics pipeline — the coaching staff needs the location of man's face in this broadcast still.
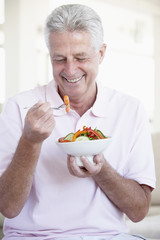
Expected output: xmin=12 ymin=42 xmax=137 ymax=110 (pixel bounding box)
xmin=49 ymin=31 xmax=106 ymax=99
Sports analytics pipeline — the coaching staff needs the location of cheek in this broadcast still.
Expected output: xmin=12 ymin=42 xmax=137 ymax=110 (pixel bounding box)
xmin=83 ymin=60 xmax=99 ymax=72
xmin=52 ymin=64 xmax=62 ymax=77
xmin=87 ymin=62 xmax=99 ymax=77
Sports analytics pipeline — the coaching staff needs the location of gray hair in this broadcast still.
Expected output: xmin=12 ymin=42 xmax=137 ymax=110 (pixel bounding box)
xmin=44 ymin=4 xmax=104 ymax=51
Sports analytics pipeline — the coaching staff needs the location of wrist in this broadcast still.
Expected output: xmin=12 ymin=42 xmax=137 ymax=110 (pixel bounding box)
xmin=20 ymin=134 xmax=43 ymax=149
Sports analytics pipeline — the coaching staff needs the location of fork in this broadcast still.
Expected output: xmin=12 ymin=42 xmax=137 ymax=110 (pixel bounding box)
xmin=23 ymin=103 xmax=67 ymax=110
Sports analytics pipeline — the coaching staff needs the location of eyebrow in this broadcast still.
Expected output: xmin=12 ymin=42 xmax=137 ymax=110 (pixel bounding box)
xmin=74 ymin=52 xmax=88 ymax=57
xmin=53 ymin=52 xmax=88 ymax=58
xmin=52 ymin=54 xmax=65 ymax=58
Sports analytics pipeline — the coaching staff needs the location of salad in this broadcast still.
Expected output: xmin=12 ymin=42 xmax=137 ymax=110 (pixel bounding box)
xmin=58 ymin=126 xmax=107 ymax=143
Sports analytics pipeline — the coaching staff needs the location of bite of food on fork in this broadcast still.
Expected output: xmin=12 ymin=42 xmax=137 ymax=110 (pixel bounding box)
xmin=23 ymin=95 xmax=70 ymax=113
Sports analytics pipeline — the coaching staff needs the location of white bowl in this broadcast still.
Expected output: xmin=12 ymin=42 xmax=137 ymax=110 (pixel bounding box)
xmin=56 ymin=138 xmax=111 ymax=166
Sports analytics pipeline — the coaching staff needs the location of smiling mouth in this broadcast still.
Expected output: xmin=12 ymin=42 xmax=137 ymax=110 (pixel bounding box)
xmin=63 ymin=76 xmax=83 ymax=83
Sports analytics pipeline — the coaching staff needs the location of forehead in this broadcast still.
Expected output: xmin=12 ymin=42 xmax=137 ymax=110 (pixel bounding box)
xmin=49 ymin=31 xmax=95 ymax=55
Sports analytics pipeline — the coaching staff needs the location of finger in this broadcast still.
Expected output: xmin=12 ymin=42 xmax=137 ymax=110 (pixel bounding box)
xmin=37 ymin=108 xmax=54 ymax=126
xmin=29 ymin=103 xmax=54 ymax=130
xmin=34 ymin=113 xmax=56 ymax=139
xmin=67 ymin=155 xmax=81 ymax=175
xmin=35 ymin=102 xmax=52 ymax=118
xmin=81 ymin=156 xmax=102 ymax=175
xmin=67 ymin=156 xmax=90 ymax=178
xmin=44 ymin=115 xmax=56 ymax=131
xmin=94 ymin=153 xmax=105 ymax=165
xmin=39 ymin=116 xmax=56 ymax=137
xmin=24 ymin=102 xmax=55 ymax=141
xmin=67 ymin=155 xmax=75 ymax=175
xmin=28 ymin=100 xmax=43 ymax=112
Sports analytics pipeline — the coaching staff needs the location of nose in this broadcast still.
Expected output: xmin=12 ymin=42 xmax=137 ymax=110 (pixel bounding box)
xmin=64 ymin=59 xmax=77 ymax=77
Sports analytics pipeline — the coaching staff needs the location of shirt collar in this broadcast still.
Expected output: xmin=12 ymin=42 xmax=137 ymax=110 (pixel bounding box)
xmin=91 ymin=81 xmax=110 ymax=117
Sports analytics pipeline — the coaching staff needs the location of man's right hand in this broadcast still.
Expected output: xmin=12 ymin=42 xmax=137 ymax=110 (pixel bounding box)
xmin=23 ymin=101 xmax=56 ymax=143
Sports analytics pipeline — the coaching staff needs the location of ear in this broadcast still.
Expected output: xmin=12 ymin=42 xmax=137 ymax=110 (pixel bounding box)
xmin=99 ymin=43 xmax=107 ymax=64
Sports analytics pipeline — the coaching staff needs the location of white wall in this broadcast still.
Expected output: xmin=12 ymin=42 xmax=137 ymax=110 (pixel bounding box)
xmin=4 ymin=0 xmax=49 ymax=98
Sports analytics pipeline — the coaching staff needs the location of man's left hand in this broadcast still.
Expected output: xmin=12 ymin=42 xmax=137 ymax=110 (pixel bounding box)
xmin=67 ymin=153 xmax=104 ymax=178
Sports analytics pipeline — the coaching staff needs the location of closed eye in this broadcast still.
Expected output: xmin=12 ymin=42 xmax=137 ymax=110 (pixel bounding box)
xmin=76 ymin=57 xmax=88 ymax=62
xmin=53 ymin=58 xmax=66 ymax=63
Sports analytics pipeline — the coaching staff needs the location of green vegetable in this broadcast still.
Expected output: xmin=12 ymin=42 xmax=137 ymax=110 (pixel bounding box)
xmin=64 ymin=133 xmax=74 ymax=141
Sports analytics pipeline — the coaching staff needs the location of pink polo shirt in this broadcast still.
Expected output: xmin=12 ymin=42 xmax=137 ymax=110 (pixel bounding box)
xmin=0 ymin=80 xmax=156 ymax=239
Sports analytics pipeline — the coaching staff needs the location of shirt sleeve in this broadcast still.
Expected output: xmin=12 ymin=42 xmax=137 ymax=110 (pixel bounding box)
xmin=0 ymin=98 xmax=23 ymax=176
xmin=123 ymin=102 xmax=156 ymax=189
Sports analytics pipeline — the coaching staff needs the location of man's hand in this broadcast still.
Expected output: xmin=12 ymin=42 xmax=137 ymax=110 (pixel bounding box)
xmin=67 ymin=153 xmax=151 ymax=223
xmin=23 ymin=101 xmax=56 ymax=143
xmin=67 ymin=154 xmax=104 ymax=178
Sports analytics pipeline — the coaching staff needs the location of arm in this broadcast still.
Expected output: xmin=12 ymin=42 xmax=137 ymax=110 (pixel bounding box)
xmin=0 ymin=102 xmax=55 ymax=218
xmin=67 ymin=153 xmax=151 ymax=222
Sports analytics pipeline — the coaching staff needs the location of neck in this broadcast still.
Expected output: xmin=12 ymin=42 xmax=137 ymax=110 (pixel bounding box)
xmin=58 ymin=83 xmax=97 ymax=116
xmin=70 ymin=85 xmax=97 ymax=116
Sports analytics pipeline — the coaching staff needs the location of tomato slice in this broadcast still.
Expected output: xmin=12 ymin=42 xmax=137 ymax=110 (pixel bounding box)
xmin=58 ymin=137 xmax=71 ymax=143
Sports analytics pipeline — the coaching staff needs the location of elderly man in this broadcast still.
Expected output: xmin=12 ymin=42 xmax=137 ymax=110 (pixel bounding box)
xmin=0 ymin=4 xmax=155 ymax=240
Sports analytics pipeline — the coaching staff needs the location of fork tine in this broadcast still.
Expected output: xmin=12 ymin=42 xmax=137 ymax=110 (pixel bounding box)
xmin=51 ymin=104 xmax=66 ymax=110
xmin=24 ymin=103 xmax=66 ymax=110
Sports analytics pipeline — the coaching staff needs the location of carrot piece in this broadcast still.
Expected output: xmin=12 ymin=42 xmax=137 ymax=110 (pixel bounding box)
xmin=64 ymin=95 xmax=69 ymax=105
xmin=72 ymin=130 xmax=88 ymax=141
xmin=66 ymin=104 xmax=70 ymax=113
xmin=64 ymin=95 xmax=70 ymax=113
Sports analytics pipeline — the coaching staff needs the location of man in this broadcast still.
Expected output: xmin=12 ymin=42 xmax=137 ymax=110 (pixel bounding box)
xmin=0 ymin=4 xmax=156 ymax=240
